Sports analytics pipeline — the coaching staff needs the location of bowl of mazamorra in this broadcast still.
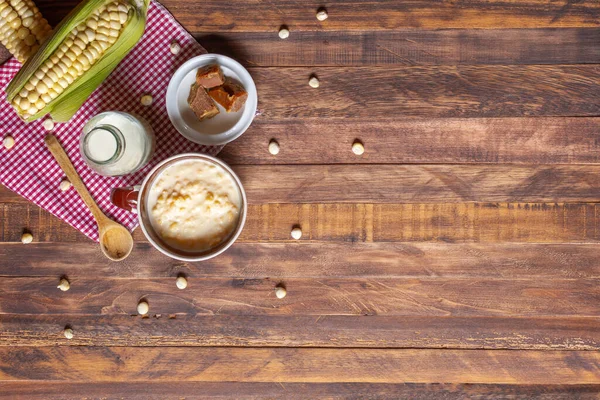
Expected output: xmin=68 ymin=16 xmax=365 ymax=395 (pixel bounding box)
xmin=111 ymin=153 xmax=247 ymax=261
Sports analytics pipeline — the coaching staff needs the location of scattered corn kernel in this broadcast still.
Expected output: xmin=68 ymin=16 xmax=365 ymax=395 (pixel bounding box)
xmin=137 ymin=300 xmax=149 ymax=315
xmin=42 ymin=118 xmax=55 ymax=131
xmin=291 ymin=226 xmax=302 ymax=240
xmin=268 ymin=139 xmax=280 ymax=155
xmin=57 ymin=278 xmax=70 ymax=291
xmin=176 ymin=275 xmax=188 ymax=290
xmin=275 ymin=285 xmax=287 ymax=299
xmin=3 ymin=135 xmax=15 ymax=150
xmin=316 ymin=9 xmax=328 ymax=21
xmin=140 ymin=94 xmax=153 ymax=106
xmin=352 ymin=140 xmax=365 ymax=155
xmin=64 ymin=327 xmax=73 ymax=339
xmin=169 ymin=41 xmax=180 ymax=54
xmin=278 ymin=27 xmax=289 ymax=39
xmin=59 ymin=178 xmax=72 ymax=191
xmin=309 ymin=76 xmax=320 ymax=88
xmin=21 ymin=232 xmax=33 ymax=244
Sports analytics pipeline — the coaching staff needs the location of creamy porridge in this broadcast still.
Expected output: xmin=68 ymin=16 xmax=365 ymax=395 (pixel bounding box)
xmin=147 ymin=159 xmax=241 ymax=252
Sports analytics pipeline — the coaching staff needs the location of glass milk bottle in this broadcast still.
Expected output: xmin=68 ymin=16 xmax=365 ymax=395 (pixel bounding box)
xmin=80 ymin=111 xmax=155 ymax=177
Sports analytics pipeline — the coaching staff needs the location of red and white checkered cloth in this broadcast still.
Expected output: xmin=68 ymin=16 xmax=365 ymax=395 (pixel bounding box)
xmin=0 ymin=1 xmax=221 ymax=242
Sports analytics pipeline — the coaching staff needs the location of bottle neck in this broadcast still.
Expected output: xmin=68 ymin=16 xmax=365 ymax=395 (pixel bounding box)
xmin=83 ymin=125 xmax=125 ymax=165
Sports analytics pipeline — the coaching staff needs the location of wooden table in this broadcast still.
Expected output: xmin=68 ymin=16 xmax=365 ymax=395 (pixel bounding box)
xmin=1 ymin=0 xmax=599 ymax=398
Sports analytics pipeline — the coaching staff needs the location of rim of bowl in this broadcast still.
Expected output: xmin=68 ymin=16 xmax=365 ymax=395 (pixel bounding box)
xmin=137 ymin=153 xmax=248 ymax=262
xmin=166 ymin=54 xmax=258 ymax=146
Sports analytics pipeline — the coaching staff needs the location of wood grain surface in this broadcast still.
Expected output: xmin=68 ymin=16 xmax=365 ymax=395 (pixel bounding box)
xmin=2 ymin=0 xmax=600 ymax=397
xmin=2 ymin=242 xmax=600 ymax=278
xmin=2 ymin=314 xmax=599 ymax=350
xmin=221 ymin=117 xmax=600 ymax=164
xmin=34 ymin=0 xmax=600 ymax=31
xmin=2 ymin=276 xmax=599 ymax=317
xmin=0 ymin=347 xmax=598 ymax=384
xmin=197 ymin=29 xmax=600 ymax=66
xmin=250 ymin=66 xmax=600 ymax=118
xmin=2 ymin=382 xmax=600 ymax=400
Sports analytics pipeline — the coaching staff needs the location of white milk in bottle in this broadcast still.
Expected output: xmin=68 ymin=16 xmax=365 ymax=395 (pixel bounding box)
xmin=80 ymin=111 xmax=155 ymax=176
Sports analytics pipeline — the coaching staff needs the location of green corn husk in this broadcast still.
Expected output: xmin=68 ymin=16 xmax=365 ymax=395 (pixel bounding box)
xmin=6 ymin=0 xmax=150 ymax=122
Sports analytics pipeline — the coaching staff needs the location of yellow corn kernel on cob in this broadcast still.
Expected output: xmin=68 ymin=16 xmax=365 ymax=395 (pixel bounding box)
xmin=6 ymin=0 xmax=150 ymax=122
xmin=0 ymin=0 xmax=52 ymax=63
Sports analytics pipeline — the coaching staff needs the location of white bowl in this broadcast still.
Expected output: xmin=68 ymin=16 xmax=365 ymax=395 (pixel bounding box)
xmin=166 ymin=54 xmax=258 ymax=146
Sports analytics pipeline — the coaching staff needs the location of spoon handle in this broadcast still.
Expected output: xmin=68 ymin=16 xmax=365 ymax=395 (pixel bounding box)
xmin=44 ymin=134 xmax=106 ymax=223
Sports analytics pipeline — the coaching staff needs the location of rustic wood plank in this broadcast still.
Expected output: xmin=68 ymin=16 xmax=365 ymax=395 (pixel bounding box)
xmin=220 ymin=117 xmax=600 ymax=165
xmin=4 ymin=118 xmax=599 ymax=169
xmin=2 ymin=242 xmax=600 ymax=279
xmin=1 ymin=314 xmax=599 ymax=350
xmin=0 ymin=203 xmax=87 ymax=242
xmin=198 ymin=29 xmax=600 ymax=66
xmin=138 ymin=0 xmax=600 ymax=31
xmin=0 ymin=45 xmax=10 ymax=66
xmin=7 ymin=165 xmax=600 ymax=205
xmin=242 ymin=203 xmax=575 ymax=243
xmin=0 ymin=276 xmax=598 ymax=317
xmin=3 ymin=202 xmax=600 ymax=243
xmin=371 ymin=203 xmax=600 ymax=243
xmin=1 ymin=382 xmax=599 ymax=400
xmin=0 ymin=347 xmax=598 ymax=384
xmin=251 ymin=66 xmax=600 ymax=118
xmin=35 ymin=0 xmax=600 ymax=31
xmin=237 ymin=165 xmax=600 ymax=203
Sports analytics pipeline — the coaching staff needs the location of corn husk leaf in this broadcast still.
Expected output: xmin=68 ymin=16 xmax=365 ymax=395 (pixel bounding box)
xmin=6 ymin=0 xmax=151 ymax=122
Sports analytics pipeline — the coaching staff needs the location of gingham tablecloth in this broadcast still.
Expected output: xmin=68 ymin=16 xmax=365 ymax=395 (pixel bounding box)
xmin=0 ymin=1 xmax=221 ymax=242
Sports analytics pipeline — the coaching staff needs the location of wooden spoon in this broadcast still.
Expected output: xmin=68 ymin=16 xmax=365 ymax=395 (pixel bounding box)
xmin=44 ymin=134 xmax=134 ymax=261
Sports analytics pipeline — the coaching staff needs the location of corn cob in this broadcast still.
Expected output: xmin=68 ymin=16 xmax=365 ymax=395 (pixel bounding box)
xmin=0 ymin=0 xmax=52 ymax=63
xmin=6 ymin=0 xmax=150 ymax=122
